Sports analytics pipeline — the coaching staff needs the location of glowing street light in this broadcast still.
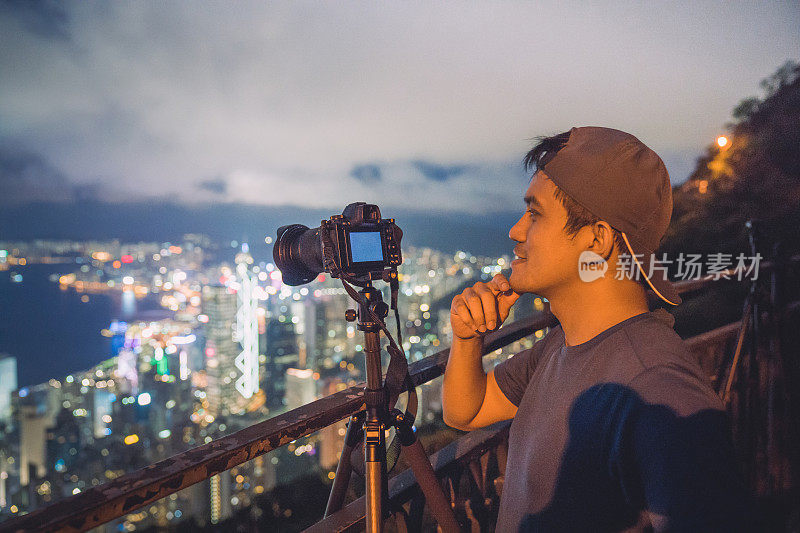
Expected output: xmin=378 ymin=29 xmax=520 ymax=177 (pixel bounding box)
xmin=716 ymin=135 xmax=729 ymax=148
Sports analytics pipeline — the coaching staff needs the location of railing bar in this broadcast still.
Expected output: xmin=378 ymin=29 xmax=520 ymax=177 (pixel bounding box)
xmin=407 ymin=312 xmax=558 ymax=388
xmin=671 ymin=257 xmax=800 ymax=296
xmin=684 ymin=321 xmax=741 ymax=349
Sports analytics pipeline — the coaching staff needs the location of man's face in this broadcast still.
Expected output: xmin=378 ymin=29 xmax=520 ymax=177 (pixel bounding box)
xmin=508 ymin=171 xmax=585 ymax=296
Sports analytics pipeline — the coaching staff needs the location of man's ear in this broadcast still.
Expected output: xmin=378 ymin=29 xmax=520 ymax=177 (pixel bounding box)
xmin=587 ymin=221 xmax=616 ymax=261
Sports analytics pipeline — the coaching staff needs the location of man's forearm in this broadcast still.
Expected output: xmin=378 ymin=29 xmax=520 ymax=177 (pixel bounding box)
xmin=442 ymin=336 xmax=487 ymax=428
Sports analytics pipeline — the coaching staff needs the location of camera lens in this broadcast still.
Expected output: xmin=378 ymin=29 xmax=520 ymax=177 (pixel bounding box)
xmin=273 ymin=224 xmax=324 ymax=286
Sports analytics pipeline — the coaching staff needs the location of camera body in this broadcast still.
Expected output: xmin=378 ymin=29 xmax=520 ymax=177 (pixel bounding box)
xmin=274 ymin=202 xmax=403 ymax=286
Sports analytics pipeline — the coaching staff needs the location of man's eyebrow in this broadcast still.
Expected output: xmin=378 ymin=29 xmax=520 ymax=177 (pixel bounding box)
xmin=524 ymin=195 xmax=544 ymax=209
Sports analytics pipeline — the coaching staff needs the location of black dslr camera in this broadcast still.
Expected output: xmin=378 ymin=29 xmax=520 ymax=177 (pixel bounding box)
xmin=273 ymin=202 xmax=403 ymax=286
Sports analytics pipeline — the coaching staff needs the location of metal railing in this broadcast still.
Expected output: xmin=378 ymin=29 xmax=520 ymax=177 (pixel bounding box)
xmin=3 ymin=257 xmax=796 ymax=532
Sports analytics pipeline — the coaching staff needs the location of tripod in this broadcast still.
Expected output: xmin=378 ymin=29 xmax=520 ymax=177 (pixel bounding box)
xmin=720 ymin=220 xmax=762 ymax=407
xmin=323 ymin=281 xmax=460 ymax=532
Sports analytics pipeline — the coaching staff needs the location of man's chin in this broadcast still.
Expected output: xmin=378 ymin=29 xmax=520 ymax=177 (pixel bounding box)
xmin=508 ymin=269 xmax=535 ymax=295
xmin=509 ymin=265 xmax=551 ymax=296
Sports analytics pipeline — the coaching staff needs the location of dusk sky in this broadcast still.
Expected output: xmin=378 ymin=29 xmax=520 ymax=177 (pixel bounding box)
xmin=1 ymin=1 xmax=798 ymax=213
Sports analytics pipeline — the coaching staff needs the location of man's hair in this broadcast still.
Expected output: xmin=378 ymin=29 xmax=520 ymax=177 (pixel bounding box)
xmin=523 ymin=131 xmax=627 ymax=255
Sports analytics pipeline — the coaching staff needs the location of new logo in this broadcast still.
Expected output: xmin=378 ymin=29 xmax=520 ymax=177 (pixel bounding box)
xmin=578 ymin=250 xmax=608 ymax=282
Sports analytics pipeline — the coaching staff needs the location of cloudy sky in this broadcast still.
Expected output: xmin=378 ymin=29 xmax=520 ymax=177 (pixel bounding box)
xmin=1 ymin=1 xmax=798 ymax=213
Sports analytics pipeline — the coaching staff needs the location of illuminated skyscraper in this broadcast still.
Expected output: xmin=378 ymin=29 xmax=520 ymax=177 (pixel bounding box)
xmin=0 ymin=354 xmax=17 ymax=425
xmin=319 ymin=378 xmax=347 ymax=470
xmin=202 ymin=285 xmax=238 ymax=416
xmin=19 ymin=405 xmax=48 ymax=486
xmin=233 ymin=258 xmax=259 ymax=400
xmin=264 ymin=317 xmax=298 ymax=409
xmin=0 ymin=460 xmax=7 ymax=509
xmin=284 ymin=368 xmax=317 ymax=410
xmin=92 ymin=390 xmax=114 ymax=439
xmin=209 ymin=471 xmax=232 ymax=524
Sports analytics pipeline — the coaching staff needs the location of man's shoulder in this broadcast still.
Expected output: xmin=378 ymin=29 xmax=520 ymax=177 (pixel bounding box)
xmin=513 ymin=322 xmax=564 ymax=359
xmin=617 ymin=309 xmax=696 ymax=371
xmin=617 ymin=311 xmax=723 ymax=413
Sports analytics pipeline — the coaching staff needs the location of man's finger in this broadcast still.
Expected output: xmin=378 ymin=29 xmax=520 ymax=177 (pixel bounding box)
xmin=476 ymin=286 xmax=499 ymax=330
xmin=498 ymin=291 xmax=521 ymax=321
xmin=463 ymin=288 xmax=486 ymax=332
xmin=453 ymin=298 xmax=476 ymax=330
xmin=490 ymin=273 xmax=515 ymax=294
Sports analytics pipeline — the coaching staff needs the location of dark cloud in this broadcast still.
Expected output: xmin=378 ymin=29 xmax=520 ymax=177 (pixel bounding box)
xmin=412 ymin=160 xmax=469 ymax=182
xmin=73 ymin=182 xmax=108 ymax=202
xmin=0 ymin=0 xmax=71 ymax=41
xmin=199 ymin=177 xmax=227 ymax=195
xmin=351 ymin=164 xmax=382 ymax=184
xmin=0 ymin=145 xmax=77 ymax=204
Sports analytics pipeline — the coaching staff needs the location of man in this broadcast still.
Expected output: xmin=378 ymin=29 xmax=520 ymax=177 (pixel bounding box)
xmin=442 ymin=127 xmax=753 ymax=532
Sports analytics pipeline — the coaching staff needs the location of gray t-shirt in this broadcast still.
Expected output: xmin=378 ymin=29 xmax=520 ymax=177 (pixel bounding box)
xmin=493 ymin=310 xmax=752 ymax=532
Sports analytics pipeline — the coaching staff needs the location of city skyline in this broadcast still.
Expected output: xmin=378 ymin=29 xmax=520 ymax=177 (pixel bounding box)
xmin=0 ymin=235 xmax=521 ymax=386
xmin=0 ymin=234 xmax=539 ymax=528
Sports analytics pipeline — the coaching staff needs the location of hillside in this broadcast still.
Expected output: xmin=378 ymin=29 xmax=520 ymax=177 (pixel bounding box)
xmin=663 ymin=61 xmax=800 ymax=258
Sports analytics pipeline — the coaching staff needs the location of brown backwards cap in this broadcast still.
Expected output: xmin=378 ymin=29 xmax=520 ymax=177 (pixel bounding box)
xmin=541 ymin=126 xmax=681 ymax=305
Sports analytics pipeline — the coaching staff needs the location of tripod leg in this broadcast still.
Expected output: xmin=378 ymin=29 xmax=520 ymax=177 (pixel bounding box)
xmin=364 ymin=419 xmax=385 ymax=533
xmin=723 ymin=295 xmax=753 ymax=405
xmin=325 ymin=411 xmax=365 ymax=517
xmin=394 ymin=411 xmax=461 ymax=533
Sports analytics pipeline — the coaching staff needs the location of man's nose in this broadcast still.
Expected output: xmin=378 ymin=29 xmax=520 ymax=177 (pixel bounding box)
xmin=509 ymin=215 xmax=526 ymax=242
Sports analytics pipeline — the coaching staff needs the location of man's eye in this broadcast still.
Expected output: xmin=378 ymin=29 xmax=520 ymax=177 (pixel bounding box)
xmin=527 ymin=209 xmax=539 ymax=217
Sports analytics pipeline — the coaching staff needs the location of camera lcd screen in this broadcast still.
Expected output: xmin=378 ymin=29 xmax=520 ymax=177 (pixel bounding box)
xmin=349 ymin=231 xmax=384 ymax=263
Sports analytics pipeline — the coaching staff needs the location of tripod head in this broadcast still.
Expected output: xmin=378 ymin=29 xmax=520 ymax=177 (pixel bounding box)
xmin=345 ymin=282 xmax=389 ymax=332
